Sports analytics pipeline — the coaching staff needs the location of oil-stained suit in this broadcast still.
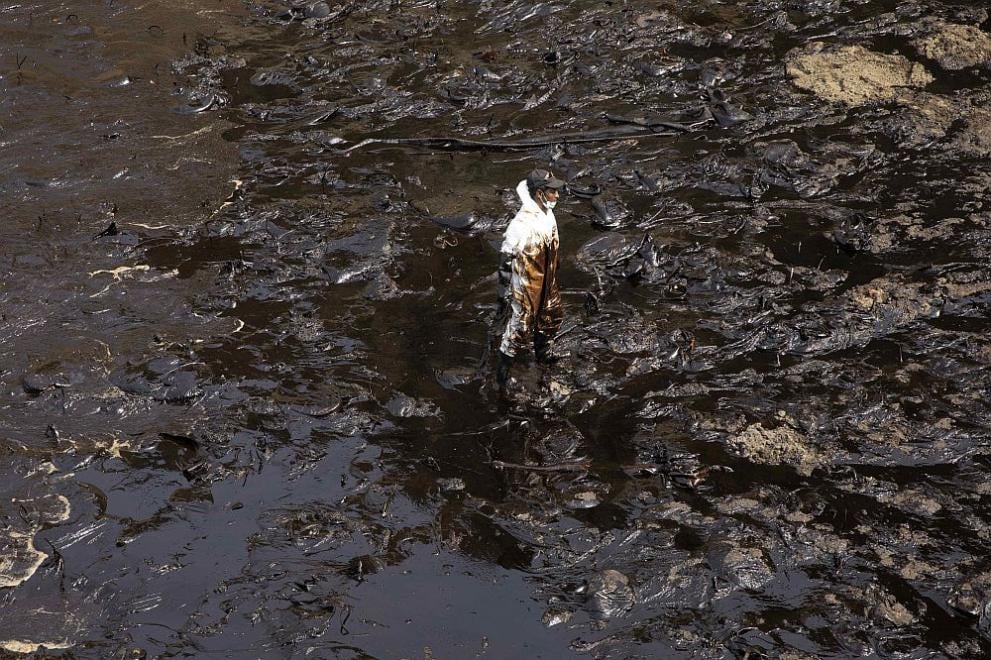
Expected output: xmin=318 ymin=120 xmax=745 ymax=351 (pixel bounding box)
xmin=498 ymin=178 xmax=563 ymax=358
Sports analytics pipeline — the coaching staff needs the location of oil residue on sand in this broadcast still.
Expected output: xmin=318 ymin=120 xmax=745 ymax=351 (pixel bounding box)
xmin=3 ymin=0 xmax=991 ymax=657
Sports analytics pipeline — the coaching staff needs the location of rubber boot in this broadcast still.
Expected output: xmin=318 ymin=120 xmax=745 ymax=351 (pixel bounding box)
xmin=497 ymin=351 xmax=514 ymax=386
xmin=534 ymin=335 xmax=558 ymax=364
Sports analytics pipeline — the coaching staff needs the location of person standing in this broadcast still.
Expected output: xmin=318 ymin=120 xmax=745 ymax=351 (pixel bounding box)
xmin=497 ymin=169 xmax=566 ymax=383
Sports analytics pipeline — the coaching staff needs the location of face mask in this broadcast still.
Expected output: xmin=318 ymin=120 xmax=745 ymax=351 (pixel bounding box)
xmin=544 ymin=199 xmax=557 ymax=210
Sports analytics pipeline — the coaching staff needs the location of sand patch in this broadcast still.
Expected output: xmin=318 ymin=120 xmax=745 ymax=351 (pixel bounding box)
xmin=786 ymin=43 xmax=933 ymax=105
xmin=0 ymin=639 xmax=73 ymax=654
xmin=846 ymin=275 xmax=935 ymax=322
xmin=913 ymin=23 xmax=991 ymax=70
xmin=950 ymin=106 xmax=991 ymax=157
xmin=729 ymin=423 xmax=823 ymax=476
xmin=0 ymin=494 xmax=71 ymax=589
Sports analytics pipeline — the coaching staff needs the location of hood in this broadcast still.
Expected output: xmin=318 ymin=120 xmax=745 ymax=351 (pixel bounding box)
xmin=502 ymin=178 xmax=558 ymax=254
xmin=516 ymin=179 xmax=545 ymax=216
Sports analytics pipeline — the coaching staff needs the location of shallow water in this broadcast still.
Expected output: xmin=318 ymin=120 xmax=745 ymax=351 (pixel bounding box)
xmin=3 ymin=0 xmax=991 ymax=657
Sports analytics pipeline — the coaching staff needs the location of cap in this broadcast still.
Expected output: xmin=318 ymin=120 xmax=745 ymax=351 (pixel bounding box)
xmin=526 ymin=169 xmax=566 ymax=193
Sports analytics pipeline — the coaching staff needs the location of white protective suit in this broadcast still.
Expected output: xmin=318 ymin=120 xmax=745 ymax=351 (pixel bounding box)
xmin=498 ymin=179 xmax=564 ymax=357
